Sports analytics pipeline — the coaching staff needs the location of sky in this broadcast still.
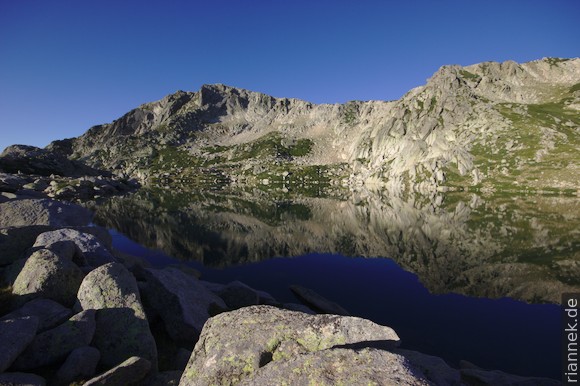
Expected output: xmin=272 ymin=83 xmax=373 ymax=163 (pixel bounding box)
xmin=0 ymin=0 xmax=579 ymax=152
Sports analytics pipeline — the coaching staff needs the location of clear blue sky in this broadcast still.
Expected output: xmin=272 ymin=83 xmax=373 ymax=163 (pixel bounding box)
xmin=0 ymin=0 xmax=578 ymax=152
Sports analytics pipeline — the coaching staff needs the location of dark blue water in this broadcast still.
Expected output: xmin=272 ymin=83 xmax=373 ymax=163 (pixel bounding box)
xmin=111 ymin=229 xmax=561 ymax=380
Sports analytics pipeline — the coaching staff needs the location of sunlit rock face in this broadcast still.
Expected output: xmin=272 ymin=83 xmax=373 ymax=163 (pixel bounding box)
xmin=47 ymin=58 xmax=580 ymax=194
xmin=94 ymin=188 xmax=580 ymax=304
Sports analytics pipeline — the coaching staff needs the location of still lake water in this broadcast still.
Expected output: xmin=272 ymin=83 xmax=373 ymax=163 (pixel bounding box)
xmin=94 ymin=187 xmax=580 ymax=380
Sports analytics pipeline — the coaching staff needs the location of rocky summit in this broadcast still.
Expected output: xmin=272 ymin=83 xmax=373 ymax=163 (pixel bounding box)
xmin=23 ymin=57 xmax=578 ymax=196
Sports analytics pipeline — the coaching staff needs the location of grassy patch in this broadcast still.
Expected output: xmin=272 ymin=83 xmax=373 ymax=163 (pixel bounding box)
xmin=459 ymin=69 xmax=481 ymax=80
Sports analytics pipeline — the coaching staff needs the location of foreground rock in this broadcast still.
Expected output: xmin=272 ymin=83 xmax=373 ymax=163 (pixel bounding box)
xmin=141 ymin=267 xmax=226 ymax=343
xmin=76 ymin=262 xmax=158 ymax=370
xmin=12 ymin=249 xmax=84 ymax=307
xmin=84 ymin=356 xmax=151 ymax=386
xmin=0 ymin=316 xmax=39 ymax=372
xmin=0 ymin=199 xmax=92 ymax=228
xmin=180 ymin=305 xmax=400 ymax=385
xmin=241 ymin=348 xmax=431 ymax=386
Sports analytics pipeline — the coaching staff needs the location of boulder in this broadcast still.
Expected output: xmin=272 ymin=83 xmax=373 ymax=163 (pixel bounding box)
xmin=289 ymin=285 xmax=350 ymax=315
xmin=56 ymin=346 xmax=101 ymax=385
xmin=12 ymin=249 xmax=84 ymax=307
xmin=239 ymin=348 xmax=431 ymax=386
xmin=216 ymin=281 xmax=260 ymax=309
xmin=180 ymin=305 xmax=400 ymax=385
xmin=141 ymin=267 xmax=226 ymax=343
xmin=0 ymin=199 xmax=92 ymax=228
xmin=0 ymin=372 xmax=46 ymax=386
xmin=84 ymin=356 xmax=152 ymax=386
xmin=33 ymin=228 xmax=116 ymax=267
xmin=0 ymin=316 xmax=39 ymax=372
xmin=12 ymin=310 xmax=96 ymax=371
xmin=76 ymin=263 xmax=158 ymax=370
xmin=1 ymin=298 xmax=71 ymax=332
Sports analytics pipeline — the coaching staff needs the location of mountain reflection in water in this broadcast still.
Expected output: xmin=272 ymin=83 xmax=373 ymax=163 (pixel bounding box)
xmin=92 ymin=187 xmax=580 ymax=304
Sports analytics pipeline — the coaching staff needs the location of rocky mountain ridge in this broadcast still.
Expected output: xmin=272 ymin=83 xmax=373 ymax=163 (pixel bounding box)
xmin=31 ymin=57 xmax=579 ymax=194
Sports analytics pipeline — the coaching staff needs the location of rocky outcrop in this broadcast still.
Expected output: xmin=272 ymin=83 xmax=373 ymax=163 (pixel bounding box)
xmin=76 ymin=263 xmax=158 ymax=370
xmin=0 ymin=144 xmax=105 ymax=177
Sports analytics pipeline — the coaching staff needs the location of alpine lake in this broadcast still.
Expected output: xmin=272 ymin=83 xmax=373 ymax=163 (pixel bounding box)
xmin=87 ymin=179 xmax=580 ymax=381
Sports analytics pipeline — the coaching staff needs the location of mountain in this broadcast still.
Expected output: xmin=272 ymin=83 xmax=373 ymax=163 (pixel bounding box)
xmin=38 ymin=57 xmax=580 ymax=194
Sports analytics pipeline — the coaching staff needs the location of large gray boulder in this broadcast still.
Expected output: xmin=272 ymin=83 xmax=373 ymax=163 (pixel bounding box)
xmin=0 ymin=316 xmax=39 ymax=372
xmin=0 ymin=298 xmax=72 ymax=332
xmin=12 ymin=249 xmax=84 ymax=307
xmin=84 ymin=356 xmax=152 ymax=386
xmin=0 ymin=199 xmax=92 ymax=228
xmin=180 ymin=305 xmax=400 ymax=386
xmin=33 ymin=228 xmax=116 ymax=267
xmin=12 ymin=310 xmax=96 ymax=371
xmin=76 ymin=263 xmax=158 ymax=370
xmin=56 ymin=346 xmax=101 ymax=385
xmin=141 ymin=267 xmax=227 ymax=343
xmin=239 ymin=348 xmax=431 ymax=386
